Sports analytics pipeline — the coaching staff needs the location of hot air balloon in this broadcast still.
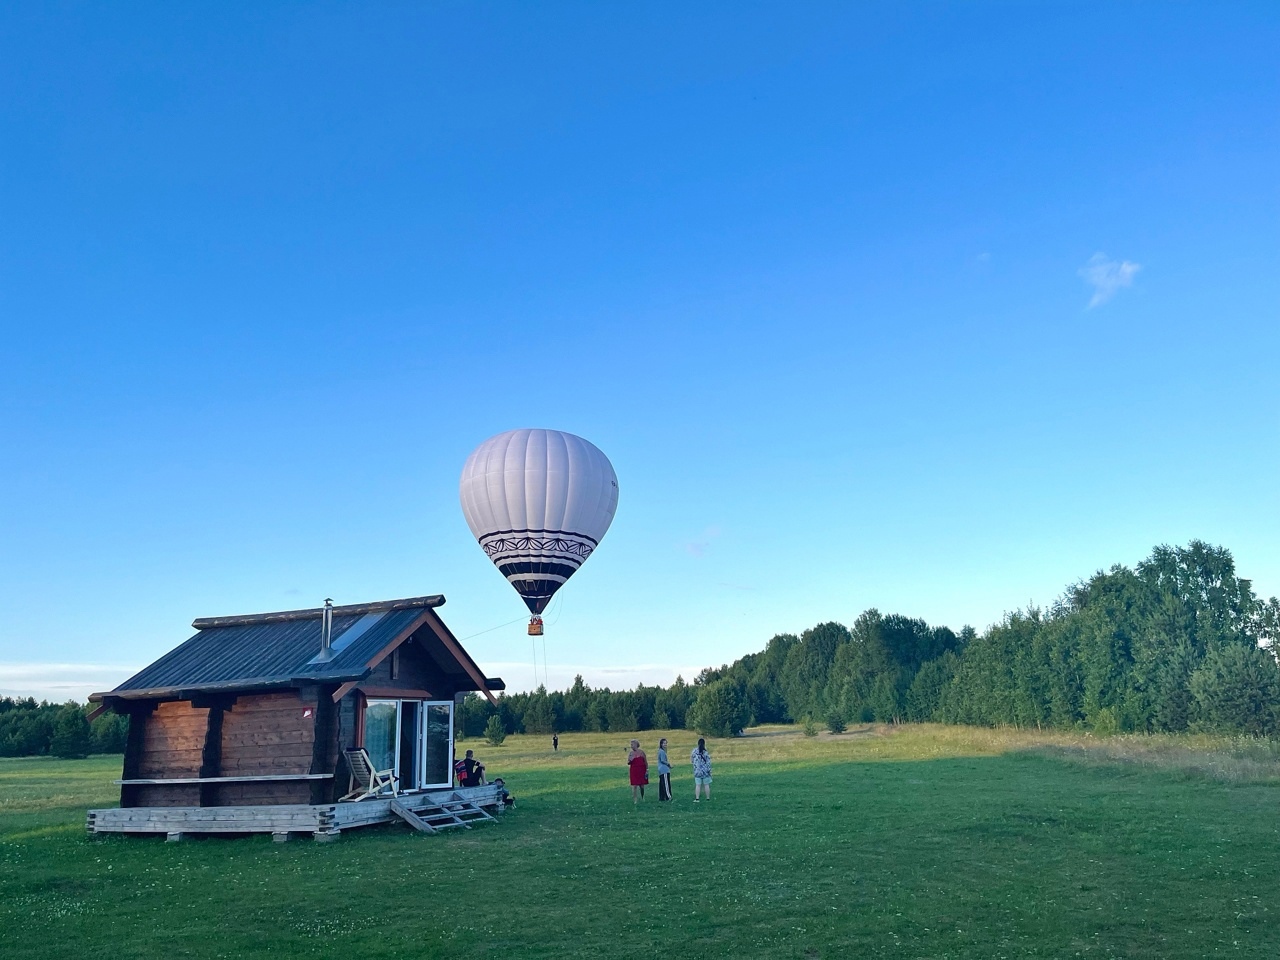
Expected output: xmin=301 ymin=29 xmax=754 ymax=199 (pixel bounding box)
xmin=460 ymin=428 xmax=618 ymax=635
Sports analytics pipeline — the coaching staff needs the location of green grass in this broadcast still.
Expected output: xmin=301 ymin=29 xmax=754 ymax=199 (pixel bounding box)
xmin=2 ymin=725 xmax=1279 ymax=959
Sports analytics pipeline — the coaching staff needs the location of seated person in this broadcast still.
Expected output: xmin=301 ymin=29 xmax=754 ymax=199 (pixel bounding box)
xmin=492 ymin=777 xmax=515 ymax=808
xmin=454 ymin=749 xmax=486 ymax=787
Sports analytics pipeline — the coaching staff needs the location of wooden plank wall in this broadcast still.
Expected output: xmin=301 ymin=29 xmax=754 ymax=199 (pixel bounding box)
xmin=135 ymin=701 xmax=209 ymax=807
xmin=309 ymin=687 xmax=340 ymax=804
xmin=330 ymin=694 xmax=362 ymax=801
xmin=216 ymin=692 xmax=315 ymax=805
xmin=119 ymin=704 xmax=151 ymax=807
xmin=363 ymin=635 xmax=458 ymax=696
xmin=335 ymin=694 xmax=360 ymax=755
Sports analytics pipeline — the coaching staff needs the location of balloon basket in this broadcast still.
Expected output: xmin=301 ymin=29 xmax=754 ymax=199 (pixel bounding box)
xmin=527 ymin=616 xmax=544 ymax=636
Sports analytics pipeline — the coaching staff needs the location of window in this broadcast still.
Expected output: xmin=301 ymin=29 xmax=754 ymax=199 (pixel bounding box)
xmin=363 ymin=700 xmax=398 ymax=774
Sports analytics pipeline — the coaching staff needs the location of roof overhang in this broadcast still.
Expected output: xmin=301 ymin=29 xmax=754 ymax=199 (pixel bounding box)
xmin=191 ymin=595 xmax=445 ymax=630
xmin=89 ymin=675 xmax=363 ymax=705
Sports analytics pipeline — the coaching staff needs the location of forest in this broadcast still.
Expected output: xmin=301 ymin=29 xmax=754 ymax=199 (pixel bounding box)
xmin=461 ymin=540 xmax=1280 ymax=741
xmin=7 ymin=540 xmax=1279 ymax=756
xmin=0 ymin=697 xmax=127 ymax=758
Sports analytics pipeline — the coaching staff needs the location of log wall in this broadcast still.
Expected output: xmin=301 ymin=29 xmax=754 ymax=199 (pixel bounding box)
xmin=133 ymin=700 xmax=209 ymax=807
xmin=220 ymin=692 xmax=315 ymax=775
xmin=138 ymin=700 xmax=209 ymax=776
xmin=215 ymin=692 xmax=316 ymax=805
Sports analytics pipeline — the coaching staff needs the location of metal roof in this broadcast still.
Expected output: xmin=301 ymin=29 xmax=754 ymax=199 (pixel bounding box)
xmin=94 ymin=596 xmax=497 ymax=701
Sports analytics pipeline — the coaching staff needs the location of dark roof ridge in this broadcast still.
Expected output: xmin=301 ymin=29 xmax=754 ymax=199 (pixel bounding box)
xmin=192 ymin=595 xmax=445 ymax=630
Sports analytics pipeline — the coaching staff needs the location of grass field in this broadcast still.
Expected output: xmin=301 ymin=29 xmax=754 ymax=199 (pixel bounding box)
xmin=2 ymin=724 xmax=1279 ymax=959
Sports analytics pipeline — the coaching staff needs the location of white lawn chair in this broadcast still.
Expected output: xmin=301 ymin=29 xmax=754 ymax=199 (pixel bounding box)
xmin=342 ymin=748 xmax=398 ymax=801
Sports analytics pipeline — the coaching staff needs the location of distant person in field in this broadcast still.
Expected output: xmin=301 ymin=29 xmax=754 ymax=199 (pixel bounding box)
xmin=627 ymin=739 xmax=648 ymax=804
xmin=454 ymin=749 xmax=486 ymax=787
xmin=553 ymin=734 xmax=559 ymax=752
xmin=691 ymin=738 xmax=712 ymax=801
xmin=656 ymin=737 xmax=672 ymax=802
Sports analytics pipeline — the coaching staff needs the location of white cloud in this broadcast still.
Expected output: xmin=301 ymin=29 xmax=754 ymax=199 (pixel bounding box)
xmin=684 ymin=525 xmax=722 ymax=558
xmin=0 ymin=662 xmax=141 ymax=703
xmin=1079 ymin=252 xmax=1141 ymax=307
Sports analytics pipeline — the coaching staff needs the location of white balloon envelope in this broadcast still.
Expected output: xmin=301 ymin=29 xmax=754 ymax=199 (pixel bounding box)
xmin=459 ymin=428 xmax=619 ymax=620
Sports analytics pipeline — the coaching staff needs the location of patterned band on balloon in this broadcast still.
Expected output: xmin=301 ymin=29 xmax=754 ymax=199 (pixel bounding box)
xmin=497 ymin=561 xmax=579 ymax=578
xmin=479 ymin=530 xmax=597 ymax=565
xmin=478 ymin=529 xmax=600 ymax=613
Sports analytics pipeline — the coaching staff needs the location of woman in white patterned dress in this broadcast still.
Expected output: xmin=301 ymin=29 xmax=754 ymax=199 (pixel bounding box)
xmin=691 ymin=738 xmax=712 ymax=801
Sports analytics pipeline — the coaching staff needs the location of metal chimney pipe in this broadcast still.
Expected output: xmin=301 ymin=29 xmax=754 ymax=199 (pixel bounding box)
xmin=319 ymin=598 xmax=334 ymax=660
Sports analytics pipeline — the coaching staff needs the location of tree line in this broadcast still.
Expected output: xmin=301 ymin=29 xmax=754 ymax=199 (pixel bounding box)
xmin=0 ymin=698 xmax=128 ymax=758
xmin=462 ymin=541 xmax=1280 ymax=740
xmin=8 ymin=540 xmax=1278 ymax=757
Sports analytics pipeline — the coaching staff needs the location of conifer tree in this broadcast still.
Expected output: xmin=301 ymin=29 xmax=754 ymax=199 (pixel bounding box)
xmin=50 ymin=703 xmax=91 ymax=759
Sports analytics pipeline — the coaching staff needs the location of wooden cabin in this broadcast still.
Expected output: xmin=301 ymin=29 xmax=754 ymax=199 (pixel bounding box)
xmin=88 ymin=595 xmax=504 ymax=813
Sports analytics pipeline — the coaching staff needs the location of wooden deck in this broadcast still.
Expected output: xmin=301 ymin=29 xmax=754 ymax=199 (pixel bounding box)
xmin=86 ymin=784 xmax=505 ymax=842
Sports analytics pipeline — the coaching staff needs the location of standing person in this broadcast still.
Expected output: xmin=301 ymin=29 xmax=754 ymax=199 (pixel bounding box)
xmin=627 ymin=739 xmax=648 ymax=804
xmin=552 ymin=734 xmax=559 ymax=752
xmin=691 ymin=738 xmax=712 ymax=802
xmin=656 ymin=737 xmax=673 ymax=802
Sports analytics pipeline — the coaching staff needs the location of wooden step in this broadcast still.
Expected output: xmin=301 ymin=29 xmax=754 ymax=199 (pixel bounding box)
xmin=389 ymin=800 xmax=437 ymax=834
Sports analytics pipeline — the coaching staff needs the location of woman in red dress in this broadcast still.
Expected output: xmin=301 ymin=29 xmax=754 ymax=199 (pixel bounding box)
xmin=626 ymin=739 xmax=648 ymax=804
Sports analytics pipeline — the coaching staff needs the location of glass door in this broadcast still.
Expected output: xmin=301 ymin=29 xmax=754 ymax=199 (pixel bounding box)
xmin=364 ymin=700 xmax=399 ymax=775
xmin=398 ymin=700 xmax=421 ymax=789
xmin=420 ymin=701 xmax=454 ymax=789
xmin=364 ymin=698 xmax=453 ymax=791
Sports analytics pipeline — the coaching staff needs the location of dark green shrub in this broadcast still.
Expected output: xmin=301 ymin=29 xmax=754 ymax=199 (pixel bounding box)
xmin=90 ymin=712 xmax=129 ymax=754
xmin=687 ymin=679 xmax=749 ymax=738
xmin=1090 ymin=706 xmax=1119 ymax=738
xmin=50 ymin=703 xmax=91 ymax=759
xmin=1190 ymin=643 xmax=1280 ymax=736
xmin=484 ymin=715 xmax=507 ymax=746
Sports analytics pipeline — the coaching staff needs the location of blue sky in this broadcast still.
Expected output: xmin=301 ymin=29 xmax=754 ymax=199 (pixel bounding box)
xmin=2 ymin=2 xmax=1277 ymax=700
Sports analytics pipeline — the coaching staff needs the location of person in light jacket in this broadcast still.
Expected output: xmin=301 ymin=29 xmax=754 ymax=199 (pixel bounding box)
xmin=656 ymin=737 xmax=673 ymax=802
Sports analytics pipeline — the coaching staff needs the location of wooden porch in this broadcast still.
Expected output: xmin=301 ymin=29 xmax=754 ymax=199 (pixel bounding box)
xmin=86 ymin=783 xmax=505 ymax=842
